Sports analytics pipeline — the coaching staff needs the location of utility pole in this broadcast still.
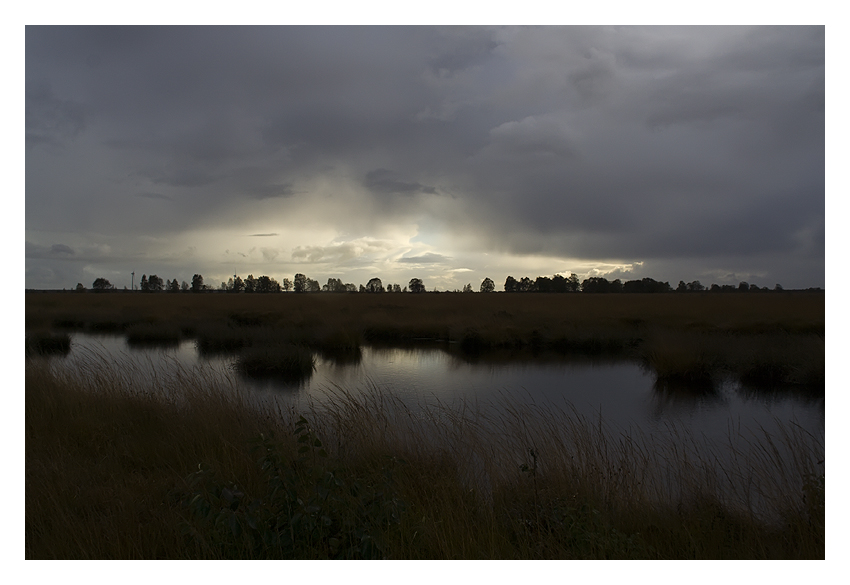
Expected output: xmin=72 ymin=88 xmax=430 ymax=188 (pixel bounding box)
xmin=131 ymin=271 xmax=135 ymax=292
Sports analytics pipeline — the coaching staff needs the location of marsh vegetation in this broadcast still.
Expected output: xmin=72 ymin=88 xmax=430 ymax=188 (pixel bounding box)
xmin=27 ymin=291 xmax=824 ymax=388
xmin=26 ymin=351 xmax=824 ymax=559
xmin=25 ymin=292 xmax=824 ymax=558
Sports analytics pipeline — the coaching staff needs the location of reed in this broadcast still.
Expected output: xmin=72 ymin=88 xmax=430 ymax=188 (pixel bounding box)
xmin=26 ymin=292 xmax=824 ymax=389
xmin=26 ymin=351 xmax=824 ymax=559
xmin=25 ymin=332 xmax=71 ymax=357
xmin=233 ymin=343 xmax=316 ymax=383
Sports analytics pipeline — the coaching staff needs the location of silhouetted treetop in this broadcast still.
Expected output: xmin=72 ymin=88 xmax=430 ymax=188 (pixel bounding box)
xmin=92 ymin=278 xmax=113 ymax=291
xmin=409 ymin=278 xmax=425 ymax=293
xmin=191 ymin=274 xmax=204 ymax=293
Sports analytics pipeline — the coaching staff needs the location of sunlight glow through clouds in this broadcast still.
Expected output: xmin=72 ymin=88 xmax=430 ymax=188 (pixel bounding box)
xmin=25 ymin=25 xmax=823 ymax=290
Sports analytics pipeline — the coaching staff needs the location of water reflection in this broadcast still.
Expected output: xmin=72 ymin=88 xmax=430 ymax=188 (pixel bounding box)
xmin=58 ymin=333 xmax=823 ymax=442
xmin=648 ymin=378 xmax=728 ymax=422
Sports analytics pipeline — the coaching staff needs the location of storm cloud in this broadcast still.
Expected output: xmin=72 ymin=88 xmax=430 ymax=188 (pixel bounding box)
xmin=25 ymin=26 xmax=824 ymax=290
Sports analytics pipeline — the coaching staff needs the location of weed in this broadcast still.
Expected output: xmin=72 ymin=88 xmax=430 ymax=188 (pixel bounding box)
xmin=180 ymin=416 xmax=407 ymax=559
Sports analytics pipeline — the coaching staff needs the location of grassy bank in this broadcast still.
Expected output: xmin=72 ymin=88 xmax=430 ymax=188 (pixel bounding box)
xmin=26 ymin=353 xmax=824 ymax=559
xmin=26 ymin=291 xmax=825 ymax=388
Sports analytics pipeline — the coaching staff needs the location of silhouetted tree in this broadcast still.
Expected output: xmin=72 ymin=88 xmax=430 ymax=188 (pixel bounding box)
xmin=92 ymin=278 xmax=114 ymax=291
xmin=232 ymin=276 xmax=244 ymax=293
xmin=581 ymin=277 xmax=612 ymax=293
xmin=140 ymin=274 xmax=149 ymax=292
xmin=192 ymin=274 xmax=204 ymax=293
xmin=181 ymin=281 xmax=190 ymax=292
xmin=518 ymin=277 xmax=534 ymax=292
xmin=326 ymin=278 xmax=346 ymax=293
xmin=738 ymin=281 xmax=749 ymax=292
xmin=535 ymin=276 xmax=553 ymax=293
xmin=688 ymin=281 xmax=705 ymax=292
xmin=244 ymin=275 xmax=256 ymax=293
xmin=307 ymin=278 xmax=320 ymax=292
xmin=392 ymin=284 xmax=401 ymax=293
xmin=282 ymin=278 xmax=292 ymax=292
xmin=504 ymin=276 xmax=518 ymax=292
xmin=293 ymin=273 xmax=307 ymax=293
xmin=566 ymin=273 xmax=581 ymax=292
xmin=774 ymin=283 xmax=784 ymax=292
xmin=623 ymin=278 xmax=667 ymax=293
xmin=551 ymin=275 xmax=566 ymax=293
xmin=169 ymin=279 xmax=180 ymax=293
xmin=366 ymin=278 xmax=384 ymax=293
xmin=462 ymin=283 xmax=473 ymax=293
xmin=480 ymin=277 xmax=495 ymax=293
xmin=75 ymin=283 xmax=85 ymax=292
xmin=408 ymin=278 xmax=425 ymax=293
xmin=256 ymin=275 xmax=281 ymax=293
xmin=147 ymin=275 xmax=163 ymax=292
xmin=677 ymin=281 xmax=688 ymax=292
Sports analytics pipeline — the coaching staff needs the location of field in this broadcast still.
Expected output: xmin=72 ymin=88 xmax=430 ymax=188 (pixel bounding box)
xmin=25 ymin=291 xmax=825 ymax=559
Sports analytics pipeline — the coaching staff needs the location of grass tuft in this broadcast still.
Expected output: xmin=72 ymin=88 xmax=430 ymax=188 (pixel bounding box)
xmin=233 ymin=344 xmax=316 ymax=384
xmin=26 ymin=332 xmax=71 ymax=357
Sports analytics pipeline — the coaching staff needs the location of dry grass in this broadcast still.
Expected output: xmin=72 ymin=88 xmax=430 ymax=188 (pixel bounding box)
xmin=26 ymin=350 xmax=824 ymax=559
xmin=27 ymin=290 xmax=825 ymax=337
xmin=27 ymin=291 xmax=824 ymax=387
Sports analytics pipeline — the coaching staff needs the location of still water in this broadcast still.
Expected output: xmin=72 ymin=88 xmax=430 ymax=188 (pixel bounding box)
xmin=63 ymin=333 xmax=824 ymax=446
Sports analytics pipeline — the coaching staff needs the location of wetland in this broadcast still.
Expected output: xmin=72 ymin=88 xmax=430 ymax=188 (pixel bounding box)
xmin=25 ymin=291 xmax=825 ymax=559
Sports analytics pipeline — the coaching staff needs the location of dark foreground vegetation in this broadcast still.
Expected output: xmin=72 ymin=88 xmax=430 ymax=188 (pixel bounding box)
xmin=26 ymin=291 xmax=825 ymax=389
xmin=26 ymin=353 xmax=824 ymax=559
xmin=25 ymin=292 xmax=824 ymax=558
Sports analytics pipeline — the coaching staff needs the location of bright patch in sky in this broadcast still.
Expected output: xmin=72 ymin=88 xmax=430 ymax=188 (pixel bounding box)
xmin=25 ymin=25 xmax=824 ymax=290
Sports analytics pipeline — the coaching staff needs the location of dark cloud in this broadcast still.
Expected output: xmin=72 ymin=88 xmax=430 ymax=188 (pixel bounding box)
xmin=25 ymin=81 xmax=86 ymax=149
xmin=243 ymin=184 xmax=297 ymax=200
xmin=27 ymin=242 xmax=81 ymax=260
xmin=134 ymin=192 xmax=172 ymax=201
xmin=364 ymin=169 xmax=438 ymax=196
xmin=398 ymin=253 xmax=451 ymax=264
xmin=50 ymin=244 xmax=75 ymax=255
xmin=25 ymin=26 xmax=825 ymax=290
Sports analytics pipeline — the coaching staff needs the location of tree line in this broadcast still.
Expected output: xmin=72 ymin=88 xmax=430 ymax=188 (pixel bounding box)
xmin=83 ymin=274 xmax=432 ymax=294
xmin=502 ymin=274 xmax=793 ymax=293
xmin=81 ymin=273 xmax=806 ymax=294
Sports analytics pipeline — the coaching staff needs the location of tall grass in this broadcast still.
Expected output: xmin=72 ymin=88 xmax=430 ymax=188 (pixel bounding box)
xmin=26 ymin=292 xmax=825 ymax=388
xmin=26 ymin=351 xmax=824 ymax=559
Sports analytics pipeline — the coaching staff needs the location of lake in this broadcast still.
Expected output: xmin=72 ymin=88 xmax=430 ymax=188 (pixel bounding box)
xmin=60 ymin=332 xmax=824 ymax=448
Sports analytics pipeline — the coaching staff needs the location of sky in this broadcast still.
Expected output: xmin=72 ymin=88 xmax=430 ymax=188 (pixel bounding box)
xmin=25 ymin=24 xmax=825 ymax=291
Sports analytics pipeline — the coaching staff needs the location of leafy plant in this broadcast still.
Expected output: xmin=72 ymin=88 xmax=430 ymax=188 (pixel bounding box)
xmin=180 ymin=416 xmax=407 ymax=559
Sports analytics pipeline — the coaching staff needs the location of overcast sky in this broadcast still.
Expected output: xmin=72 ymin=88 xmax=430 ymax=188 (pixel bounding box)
xmin=25 ymin=25 xmax=825 ymax=291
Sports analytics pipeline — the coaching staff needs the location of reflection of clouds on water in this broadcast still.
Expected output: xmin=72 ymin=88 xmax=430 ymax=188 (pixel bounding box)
xmin=63 ymin=333 xmax=822 ymax=446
